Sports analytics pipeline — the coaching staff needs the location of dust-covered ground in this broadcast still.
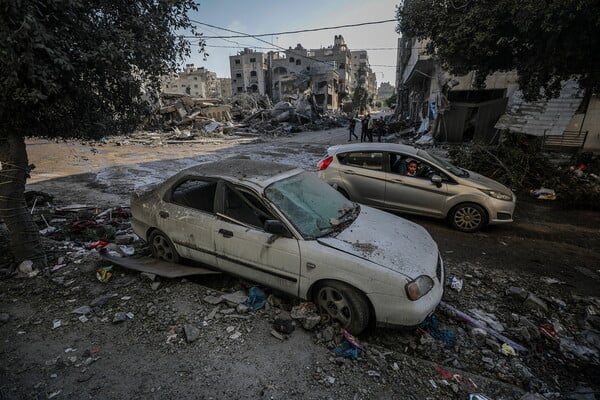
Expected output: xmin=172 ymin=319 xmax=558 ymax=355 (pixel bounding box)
xmin=1 ymin=128 xmax=599 ymax=400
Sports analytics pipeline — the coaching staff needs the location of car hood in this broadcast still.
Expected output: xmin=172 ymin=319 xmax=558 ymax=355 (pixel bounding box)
xmin=459 ymin=170 xmax=512 ymax=193
xmin=317 ymin=206 xmax=439 ymax=279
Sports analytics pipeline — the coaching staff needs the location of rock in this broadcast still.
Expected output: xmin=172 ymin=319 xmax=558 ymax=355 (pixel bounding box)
xmin=270 ymin=329 xmax=286 ymax=341
xmin=321 ymin=326 xmax=336 ymax=342
xmin=291 ymin=302 xmax=321 ymax=330
xmin=150 ymin=282 xmax=161 ymax=291
xmin=506 ymin=287 xmax=529 ymax=300
xmin=221 ymin=290 xmax=248 ymax=306
xmin=140 ymin=272 xmax=156 ymax=282
xmin=184 ymin=324 xmax=201 ymax=342
xmin=236 ymin=304 xmax=249 ymax=313
xmin=229 ymin=331 xmax=242 ymax=340
xmin=203 ymin=295 xmax=223 ymax=305
xmin=220 ymin=308 xmax=235 ymax=315
xmin=0 ymin=313 xmax=10 ymax=323
xmin=113 ymin=312 xmax=128 ymax=323
xmin=485 ymin=338 xmax=501 ymax=353
xmin=302 ymin=314 xmax=321 ymax=330
xmin=326 ymin=376 xmax=335 ymax=384
xmin=90 ymin=294 xmax=113 ymax=307
xmin=71 ymin=306 xmax=92 ymax=315
xmin=523 ymin=293 xmax=548 ymax=313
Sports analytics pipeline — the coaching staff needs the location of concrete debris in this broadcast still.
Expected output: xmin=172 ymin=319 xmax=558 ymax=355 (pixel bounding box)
xmin=184 ymin=324 xmax=201 ymax=343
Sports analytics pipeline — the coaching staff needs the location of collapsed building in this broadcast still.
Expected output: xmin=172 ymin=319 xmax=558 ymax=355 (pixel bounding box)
xmin=229 ymin=36 xmax=377 ymax=113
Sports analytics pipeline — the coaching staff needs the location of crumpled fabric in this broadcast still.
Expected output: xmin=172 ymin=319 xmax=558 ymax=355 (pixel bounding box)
xmin=244 ymin=287 xmax=266 ymax=312
xmin=419 ymin=315 xmax=456 ymax=348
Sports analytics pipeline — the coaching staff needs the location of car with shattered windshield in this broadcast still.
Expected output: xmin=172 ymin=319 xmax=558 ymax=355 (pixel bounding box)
xmin=130 ymin=159 xmax=444 ymax=334
xmin=318 ymin=143 xmax=516 ymax=232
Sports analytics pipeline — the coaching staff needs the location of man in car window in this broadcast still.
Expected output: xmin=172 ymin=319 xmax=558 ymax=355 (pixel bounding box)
xmin=405 ymin=161 xmax=418 ymax=176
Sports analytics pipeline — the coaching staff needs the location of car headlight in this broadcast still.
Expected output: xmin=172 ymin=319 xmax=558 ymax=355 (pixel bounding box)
xmin=405 ymin=275 xmax=434 ymax=300
xmin=479 ymin=189 xmax=512 ymax=201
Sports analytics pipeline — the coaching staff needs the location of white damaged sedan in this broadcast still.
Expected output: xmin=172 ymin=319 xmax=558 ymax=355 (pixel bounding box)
xmin=131 ymin=159 xmax=444 ymax=334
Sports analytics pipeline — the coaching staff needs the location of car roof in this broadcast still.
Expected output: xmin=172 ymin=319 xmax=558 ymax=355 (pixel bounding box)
xmin=327 ymin=142 xmax=420 ymax=156
xmin=171 ymin=158 xmax=302 ymax=188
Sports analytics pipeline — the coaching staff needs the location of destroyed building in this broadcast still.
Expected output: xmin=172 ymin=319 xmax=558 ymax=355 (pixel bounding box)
xmin=395 ymin=36 xmax=600 ymax=152
xmin=229 ymin=36 xmax=378 ymax=112
xmin=161 ymin=64 xmax=224 ymax=98
xmin=229 ymin=48 xmax=268 ymax=95
xmin=350 ymin=50 xmax=377 ymax=99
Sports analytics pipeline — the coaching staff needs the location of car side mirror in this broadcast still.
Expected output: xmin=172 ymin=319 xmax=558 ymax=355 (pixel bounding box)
xmin=264 ymin=220 xmax=290 ymax=237
xmin=430 ymin=175 xmax=443 ymax=188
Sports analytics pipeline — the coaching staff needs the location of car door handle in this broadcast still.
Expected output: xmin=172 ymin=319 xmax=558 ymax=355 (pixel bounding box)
xmin=159 ymin=210 xmax=169 ymax=218
xmin=391 ymin=178 xmax=404 ymax=183
xmin=219 ymin=229 xmax=233 ymax=238
xmin=342 ymin=170 xmax=355 ymax=175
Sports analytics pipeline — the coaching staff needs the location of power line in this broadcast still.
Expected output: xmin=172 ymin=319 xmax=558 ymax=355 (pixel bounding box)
xmin=186 ymin=19 xmax=397 ymax=39
xmin=200 ymin=44 xmax=398 ymax=52
xmin=189 ymin=19 xmax=340 ymax=68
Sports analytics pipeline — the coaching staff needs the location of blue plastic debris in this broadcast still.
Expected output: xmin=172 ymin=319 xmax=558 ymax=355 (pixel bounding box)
xmin=419 ymin=315 xmax=457 ymax=348
xmin=334 ymin=341 xmax=360 ymax=360
xmin=244 ymin=287 xmax=266 ymax=312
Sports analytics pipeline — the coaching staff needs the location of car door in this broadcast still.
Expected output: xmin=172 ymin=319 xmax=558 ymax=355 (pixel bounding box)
xmin=384 ymin=153 xmax=449 ymax=217
xmin=336 ymin=151 xmax=386 ymax=207
xmin=157 ymin=178 xmax=218 ymax=267
xmin=213 ymin=182 xmax=301 ymax=296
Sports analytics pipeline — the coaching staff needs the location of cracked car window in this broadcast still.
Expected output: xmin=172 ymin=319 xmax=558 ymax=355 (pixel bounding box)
xmin=265 ymin=172 xmax=355 ymax=238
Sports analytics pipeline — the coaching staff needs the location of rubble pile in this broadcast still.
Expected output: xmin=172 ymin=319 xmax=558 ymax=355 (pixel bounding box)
xmin=448 ymin=133 xmax=600 ymax=209
xmin=145 ymin=92 xmax=347 ymax=141
xmin=1 ymin=191 xmax=598 ymax=398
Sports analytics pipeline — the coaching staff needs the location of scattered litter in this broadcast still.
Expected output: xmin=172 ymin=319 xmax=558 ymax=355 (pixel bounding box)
xmin=96 ymin=266 xmax=113 ymax=283
xmin=419 ymin=315 xmax=456 ymax=348
xmin=530 ymin=187 xmax=556 ymax=200
xmin=501 ymin=343 xmax=517 ymax=356
xmin=450 ymin=276 xmax=463 ymax=292
xmin=244 ymin=287 xmax=266 ymax=312
xmin=52 ymin=320 xmax=61 ymax=329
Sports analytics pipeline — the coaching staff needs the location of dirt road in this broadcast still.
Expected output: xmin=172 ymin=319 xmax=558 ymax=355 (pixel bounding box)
xmin=1 ymin=129 xmax=599 ymax=399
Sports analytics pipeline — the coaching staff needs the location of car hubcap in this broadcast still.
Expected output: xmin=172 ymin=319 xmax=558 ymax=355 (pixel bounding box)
xmin=316 ymin=287 xmax=351 ymax=326
xmin=454 ymin=207 xmax=482 ymax=230
xmin=152 ymin=235 xmax=175 ymax=262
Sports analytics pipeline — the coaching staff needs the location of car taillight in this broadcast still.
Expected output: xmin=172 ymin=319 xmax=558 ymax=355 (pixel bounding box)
xmin=317 ymin=156 xmax=333 ymax=171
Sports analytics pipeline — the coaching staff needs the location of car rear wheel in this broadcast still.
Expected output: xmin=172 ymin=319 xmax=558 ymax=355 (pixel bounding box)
xmin=314 ymin=280 xmax=370 ymax=335
xmin=449 ymin=203 xmax=487 ymax=233
xmin=149 ymin=230 xmax=180 ymax=263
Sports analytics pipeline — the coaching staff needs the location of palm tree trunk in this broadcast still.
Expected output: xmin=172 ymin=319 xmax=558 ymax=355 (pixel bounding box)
xmin=0 ymin=132 xmax=47 ymax=269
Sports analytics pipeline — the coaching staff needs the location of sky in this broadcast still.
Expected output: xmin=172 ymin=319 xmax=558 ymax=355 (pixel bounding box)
xmin=185 ymin=0 xmax=401 ymax=87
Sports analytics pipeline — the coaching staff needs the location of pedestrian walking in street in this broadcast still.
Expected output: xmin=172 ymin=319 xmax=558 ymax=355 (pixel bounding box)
xmin=348 ymin=116 xmax=358 ymax=141
xmin=364 ymin=113 xmax=373 ymax=142
xmin=360 ymin=114 xmax=368 ymax=142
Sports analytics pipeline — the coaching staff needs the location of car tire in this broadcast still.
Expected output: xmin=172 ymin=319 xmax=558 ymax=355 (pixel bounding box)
xmin=449 ymin=203 xmax=487 ymax=233
xmin=314 ymin=280 xmax=370 ymax=335
xmin=148 ymin=230 xmax=180 ymax=263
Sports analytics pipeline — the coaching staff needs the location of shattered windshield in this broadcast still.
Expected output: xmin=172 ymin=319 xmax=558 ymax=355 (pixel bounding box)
xmin=265 ymin=172 xmax=358 ymax=239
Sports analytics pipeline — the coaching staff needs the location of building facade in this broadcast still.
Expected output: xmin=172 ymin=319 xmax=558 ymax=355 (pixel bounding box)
xmin=161 ymin=64 xmax=220 ymax=98
xmin=229 ymin=49 xmax=268 ymax=95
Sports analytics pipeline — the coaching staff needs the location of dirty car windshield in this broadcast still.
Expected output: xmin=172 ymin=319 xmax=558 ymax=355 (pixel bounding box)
xmin=417 ymin=150 xmax=466 ymax=177
xmin=265 ymin=172 xmax=356 ymax=239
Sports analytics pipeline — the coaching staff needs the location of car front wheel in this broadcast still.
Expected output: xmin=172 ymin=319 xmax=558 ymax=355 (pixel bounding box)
xmin=314 ymin=280 xmax=370 ymax=335
xmin=149 ymin=230 xmax=180 ymax=263
xmin=449 ymin=203 xmax=487 ymax=233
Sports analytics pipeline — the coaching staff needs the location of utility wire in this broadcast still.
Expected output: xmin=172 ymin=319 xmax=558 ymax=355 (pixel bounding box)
xmin=189 ymin=19 xmax=341 ymax=68
xmin=186 ymin=19 xmax=397 ymax=39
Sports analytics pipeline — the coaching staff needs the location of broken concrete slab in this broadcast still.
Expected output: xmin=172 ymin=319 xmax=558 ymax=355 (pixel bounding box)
xmin=100 ymin=250 xmax=220 ymax=279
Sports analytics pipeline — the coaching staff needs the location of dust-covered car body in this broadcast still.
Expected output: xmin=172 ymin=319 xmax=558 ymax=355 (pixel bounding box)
xmin=318 ymin=143 xmax=516 ymax=232
xmin=130 ymin=159 xmax=444 ymax=334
